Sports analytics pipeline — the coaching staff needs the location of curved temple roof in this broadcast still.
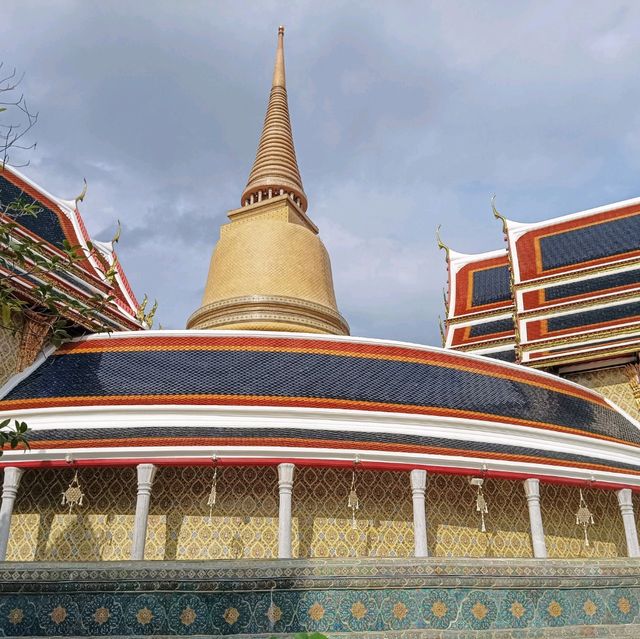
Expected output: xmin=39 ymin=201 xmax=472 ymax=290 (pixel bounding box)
xmin=2 ymin=331 xmax=640 ymax=485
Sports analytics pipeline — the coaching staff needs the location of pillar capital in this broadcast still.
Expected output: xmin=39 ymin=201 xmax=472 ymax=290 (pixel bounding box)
xmin=410 ymin=469 xmax=427 ymax=494
xmin=278 ymin=463 xmax=295 ymax=487
xmin=1 ymin=467 xmax=24 ymax=500
xmin=136 ymin=463 xmax=157 ymax=493
xmin=523 ymin=477 xmax=541 ymax=499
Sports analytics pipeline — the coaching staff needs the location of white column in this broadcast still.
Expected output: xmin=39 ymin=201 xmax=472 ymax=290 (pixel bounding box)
xmin=617 ymin=488 xmax=640 ymax=557
xmin=131 ymin=464 xmax=157 ymax=560
xmin=523 ymin=478 xmax=547 ymax=558
xmin=277 ymin=463 xmax=295 ymax=559
xmin=410 ymin=469 xmax=428 ymax=557
xmin=0 ymin=468 xmax=23 ymax=561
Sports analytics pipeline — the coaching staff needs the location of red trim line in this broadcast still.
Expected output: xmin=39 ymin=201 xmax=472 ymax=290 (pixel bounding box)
xmin=0 ymin=456 xmax=636 ymax=491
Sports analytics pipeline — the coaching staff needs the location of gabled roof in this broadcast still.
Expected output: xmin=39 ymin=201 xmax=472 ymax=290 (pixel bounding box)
xmin=502 ymin=196 xmax=640 ymax=367
xmin=0 ymin=165 xmax=143 ymax=331
xmin=443 ymin=248 xmax=516 ymax=358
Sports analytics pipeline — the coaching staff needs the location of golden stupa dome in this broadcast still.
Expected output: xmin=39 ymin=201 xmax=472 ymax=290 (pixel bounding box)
xmin=187 ymin=27 xmax=348 ymax=335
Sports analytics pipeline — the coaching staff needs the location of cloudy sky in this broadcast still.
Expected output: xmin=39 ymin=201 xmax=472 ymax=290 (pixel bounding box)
xmin=2 ymin=1 xmax=640 ymax=345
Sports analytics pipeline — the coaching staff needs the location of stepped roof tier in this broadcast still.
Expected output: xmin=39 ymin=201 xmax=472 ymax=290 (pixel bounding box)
xmin=0 ymin=164 xmax=143 ymax=332
xmin=2 ymin=330 xmax=640 ymax=486
xmin=442 ymin=196 xmax=640 ymax=369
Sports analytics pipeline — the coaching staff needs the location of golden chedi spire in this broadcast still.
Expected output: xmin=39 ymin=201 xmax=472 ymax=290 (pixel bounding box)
xmin=241 ymin=26 xmax=308 ymax=213
xmin=187 ymin=27 xmax=348 ymax=335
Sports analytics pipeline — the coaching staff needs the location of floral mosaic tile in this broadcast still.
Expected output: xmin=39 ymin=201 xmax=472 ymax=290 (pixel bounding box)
xmin=0 ymin=558 xmax=640 ymax=636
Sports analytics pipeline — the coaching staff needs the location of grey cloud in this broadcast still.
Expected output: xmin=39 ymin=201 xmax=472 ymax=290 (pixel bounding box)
xmin=2 ymin=0 xmax=640 ymax=341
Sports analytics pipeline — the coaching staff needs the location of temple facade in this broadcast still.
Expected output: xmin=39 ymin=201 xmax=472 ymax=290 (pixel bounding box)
xmin=1 ymin=27 xmax=640 ymax=638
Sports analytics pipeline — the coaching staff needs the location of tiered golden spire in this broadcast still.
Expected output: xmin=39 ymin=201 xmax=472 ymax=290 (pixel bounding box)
xmin=187 ymin=27 xmax=348 ymax=335
xmin=241 ymin=26 xmax=308 ymax=212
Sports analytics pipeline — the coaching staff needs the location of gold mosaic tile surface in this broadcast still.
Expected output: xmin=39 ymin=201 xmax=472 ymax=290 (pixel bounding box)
xmin=145 ymin=466 xmax=279 ymax=560
xmin=564 ymin=366 xmax=640 ymax=421
xmin=291 ymin=468 xmax=414 ymax=558
xmin=426 ymin=475 xmax=534 ymax=558
xmin=3 ymin=466 xmax=631 ymax=561
xmin=0 ymin=321 xmax=22 ymax=388
xmin=7 ymin=467 xmax=135 ymax=561
xmin=541 ymin=483 xmax=625 ymax=558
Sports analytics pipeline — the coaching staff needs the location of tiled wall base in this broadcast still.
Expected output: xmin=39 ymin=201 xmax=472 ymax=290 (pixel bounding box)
xmin=1 ymin=558 xmax=640 ymax=637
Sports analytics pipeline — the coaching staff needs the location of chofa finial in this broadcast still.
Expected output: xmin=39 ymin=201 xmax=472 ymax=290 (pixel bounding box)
xmin=436 ymin=224 xmax=450 ymax=258
xmin=491 ymin=194 xmax=508 ymax=235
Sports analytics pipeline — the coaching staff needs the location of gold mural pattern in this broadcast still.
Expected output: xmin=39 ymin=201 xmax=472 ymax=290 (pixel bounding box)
xmin=426 ymin=475 xmax=533 ymax=558
xmin=291 ymin=468 xmax=414 ymax=558
xmin=565 ymin=366 xmax=640 ymax=421
xmin=3 ymin=466 xmax=629 ymax=561
xmin=541 ymin=483 xmax=625 ymax=558
xmin=7 ymin=467 xmax=135 ymax=561
xmin=0 ymin=322 xmax=21 ymax=387
xmin=144 ymin=466 xmax=279 ymax=560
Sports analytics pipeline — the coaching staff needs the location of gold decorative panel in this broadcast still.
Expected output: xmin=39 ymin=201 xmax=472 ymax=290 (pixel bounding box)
xmin=291 ymin=468 xmax=414 ymax=558
xmin=426 ymin=474 xmax=533 ymax=558
xmin=564 ymin=367 xmax=640 ymax=421
xmin=3 ymin=466 xmax=630 ymax=562
xmin=7 ymin=467 xmax=135 ymax=561
xmin=540 ymin=483 xmax=625 ymax=558
xmin=0 ymin=320 xmax=22 ymax=387
xmin=144 ymin=466 xmax=279 ymax=560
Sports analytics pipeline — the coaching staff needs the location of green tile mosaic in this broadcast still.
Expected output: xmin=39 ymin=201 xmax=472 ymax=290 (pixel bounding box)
xmin=0 ymin=558 xmax=640 ymax=636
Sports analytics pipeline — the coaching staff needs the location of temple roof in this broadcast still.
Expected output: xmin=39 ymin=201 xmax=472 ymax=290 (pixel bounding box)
xmin=241 ymin=27 xmax=307 ymax=212
xmin=441 ymin=195 xmax=640 ymax=368
xmin=2 ymin=330 xmax=639 ymax=484
xmin=442 ymin=248 xmax=516 ymax=361
xmin=0 ymin=165 xmax=143 ymax=331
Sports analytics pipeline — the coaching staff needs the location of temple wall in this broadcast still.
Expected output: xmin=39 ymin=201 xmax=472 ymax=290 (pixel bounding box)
xmin=7 ymin=467 xmax=136 ymax=561
xmin=0 ymin=319 xmax=22 ymax=388
xmin=564 ymin=366 xmax=640 ymax=421
xmin=4 ymin=466 xmax=631 ymax=561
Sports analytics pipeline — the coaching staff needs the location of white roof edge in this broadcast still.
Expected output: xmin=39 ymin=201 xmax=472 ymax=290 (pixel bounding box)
xmin=506 ymin=195 xmax=640 ymax=234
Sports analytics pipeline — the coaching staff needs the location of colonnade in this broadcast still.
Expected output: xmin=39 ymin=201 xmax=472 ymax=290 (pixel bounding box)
xmin=0 ymin=463 xmax=638 ymax=561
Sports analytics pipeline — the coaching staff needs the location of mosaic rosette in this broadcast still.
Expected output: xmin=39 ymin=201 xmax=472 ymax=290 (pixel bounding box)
xmin=500 ymin=590 xmax=535 ymax=628
xmin=252 ymin=593 xmax=296 ymax=634
xmin=209 ymin=595 xmax=252 ymax=635
xmin=124 ymin=594 xmax=166 ymax=636
xmin=296 ymin=591 xmax=337 ymax=632
xmin=380 ymin=590 xmax=418 ymax=630
xmin=167 ymin=594 xmax=208 ymax=635
xmin=537 ymin=590 xmax=573 ymax=627
xmin=607 ymin=588 xmax=639 ymax=624
xmin=420 ymin=589 xmax=457 ymax=629
xmin=461 ymin=590 xmax=498 ymax=630
xmin=337 ymin=590 xmax=380 ymax=632
xmin=572 ymin=591 xmax=606 ymax=626
xmin=36 ymin=594 xmax=79 ymax=637
xmin=0 ymin=594 xmax=36 ymax=636
xmin=81 ymin=595 xmax=122 ymax=636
